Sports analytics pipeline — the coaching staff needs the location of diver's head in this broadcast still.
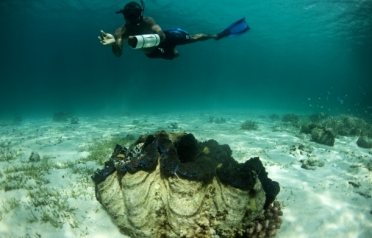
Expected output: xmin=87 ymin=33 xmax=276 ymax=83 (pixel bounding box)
xmin=116 ymin=1 xmax=145 ymax=25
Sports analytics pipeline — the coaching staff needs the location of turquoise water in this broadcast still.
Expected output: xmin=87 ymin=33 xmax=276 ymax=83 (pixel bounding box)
xmin=0 ymin=0 xmax=371 ymax=118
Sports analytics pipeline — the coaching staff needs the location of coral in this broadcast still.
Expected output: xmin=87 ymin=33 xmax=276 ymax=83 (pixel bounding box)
xmin=246 ymin=201 xmax=283 ymax=238
xmin=311 ymin=127 xmax=335 ymax=146
xmin=301 ymin=114 xmax=372 ymax=142
xmin=300 ymin=122 xmax=321 ymax=134
xmin=356 ymin=136 xmax=372 ymax=149
xmin=241 ymin=120 xmax=259 ymax=131
xmin=281 ymin=114 xmax=299 ymax=125
xmin=91 ymin=131 xmax=281 ymax=238
xmin=322 ymin=114 xmax=371 ymax=136
xmin=308 ymin=112 xmax=328 ymax=123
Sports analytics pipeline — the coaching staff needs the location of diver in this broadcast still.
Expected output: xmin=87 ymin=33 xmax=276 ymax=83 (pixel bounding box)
xmin=98 ymin=0 xmax=250 ymax=60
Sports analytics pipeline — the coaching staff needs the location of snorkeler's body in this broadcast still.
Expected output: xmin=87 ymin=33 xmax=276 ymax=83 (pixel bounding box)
xmin=107 ymin=16 xmax=165 ymax=56
xmin=98 ymin=1 xmax=249 ymax=60
xmin=102 ymin=18 xmax=216 ymax=60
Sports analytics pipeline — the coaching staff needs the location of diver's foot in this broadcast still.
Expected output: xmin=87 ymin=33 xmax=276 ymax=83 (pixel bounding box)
xmin=215 ymin=29 xmax=230 ymax=40
xmin=173 ymin=50 xmax=179 ymax=58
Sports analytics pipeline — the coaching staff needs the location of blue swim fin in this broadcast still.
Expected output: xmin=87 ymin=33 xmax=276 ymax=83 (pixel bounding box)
xmin=216 ymin=17 xmax=250 ymax=40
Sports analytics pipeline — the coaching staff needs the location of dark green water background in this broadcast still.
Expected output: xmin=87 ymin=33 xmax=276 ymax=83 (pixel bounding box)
xmin=1 ymin=0 xmax=371 ymax=118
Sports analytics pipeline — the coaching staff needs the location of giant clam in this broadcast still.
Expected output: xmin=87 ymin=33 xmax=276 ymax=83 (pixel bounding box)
xmin=92 ymin=131 xmax=280 ymax=237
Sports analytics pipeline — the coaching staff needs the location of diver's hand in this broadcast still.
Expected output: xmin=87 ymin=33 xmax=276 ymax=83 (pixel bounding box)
xmin=128 ymin=36 xmax=138 ymax=48
xmin=98 ymin=30 xmax=115 ymax=45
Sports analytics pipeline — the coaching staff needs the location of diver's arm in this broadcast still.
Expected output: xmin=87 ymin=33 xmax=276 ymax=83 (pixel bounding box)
xmin=151 ymin=25 xmax=166 ymax=41
xmin=147 ymin=17 xmax=166 ymax=41
xmin=112 ymin=37 xmax=123 ymax=57
xmin=112 ymin=27 xmax=126 ymax=57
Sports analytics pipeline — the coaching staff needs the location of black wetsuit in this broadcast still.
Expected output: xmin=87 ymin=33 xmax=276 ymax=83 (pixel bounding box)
xmin=145 ymin=28 xmax=191 ymax=60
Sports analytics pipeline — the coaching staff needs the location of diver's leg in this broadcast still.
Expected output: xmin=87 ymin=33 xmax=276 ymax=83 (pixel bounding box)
xmin=162 ymin=29 xmax=215 ymax=57
xmin=189 ymin=33 xmax=218 ymax=42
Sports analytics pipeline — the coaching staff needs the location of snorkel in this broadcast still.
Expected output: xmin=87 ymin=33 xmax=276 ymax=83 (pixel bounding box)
xmin=116 ymin=0 xmax=145 ymax=25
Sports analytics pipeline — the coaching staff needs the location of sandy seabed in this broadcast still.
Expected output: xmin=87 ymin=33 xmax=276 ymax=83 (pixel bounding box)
xmin=0 ymin=110 xmax=371 ymax=238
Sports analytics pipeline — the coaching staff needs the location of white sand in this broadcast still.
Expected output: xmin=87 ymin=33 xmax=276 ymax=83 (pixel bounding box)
xmin=0 ymin=111 xmax=371 ymax=238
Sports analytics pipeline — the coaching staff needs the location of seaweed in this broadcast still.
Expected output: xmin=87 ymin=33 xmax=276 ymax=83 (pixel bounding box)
xmin=208 ymin=116 xmax=226 ymax=124
xmin=241 ymin=120 xmax=259 ymax=130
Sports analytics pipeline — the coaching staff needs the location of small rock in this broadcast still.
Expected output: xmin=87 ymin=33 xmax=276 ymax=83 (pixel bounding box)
xmin=29 ymin=151 xmax=40 ymax=162
xmin=355 ymin=191 xmax=371 ymax=198
xmin=298 ymin=144 xmax=313 ymax=153
xmin=356 ymin=136 xmax=372 ymax=149
xmin=70 ymin=116 xmax=79 ymax=124
xmin=348 ymin=181 xmax=360 ymax=188
xmin=300 ymin=157 xmax=325 ymax=170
